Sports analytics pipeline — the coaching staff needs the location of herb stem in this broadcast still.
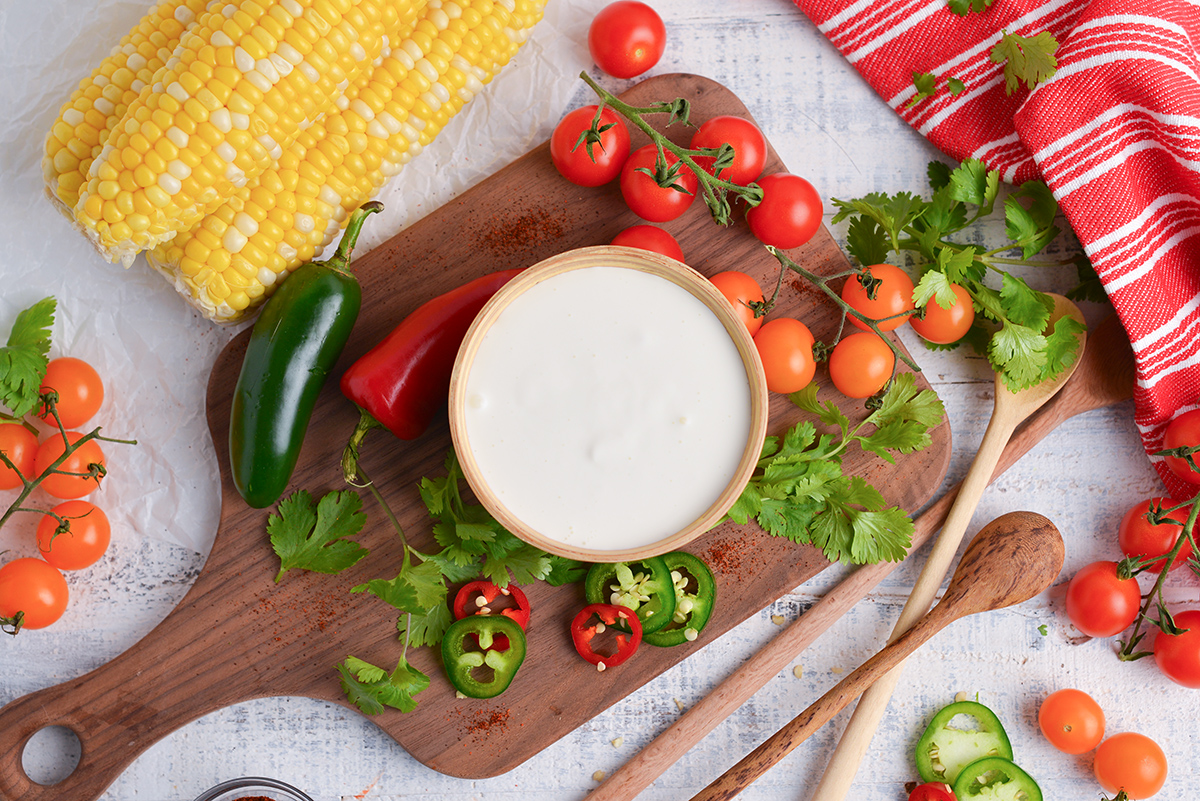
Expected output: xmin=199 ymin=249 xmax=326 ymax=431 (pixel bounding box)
xmin=354 ymin=462 xmax=410 ymax=558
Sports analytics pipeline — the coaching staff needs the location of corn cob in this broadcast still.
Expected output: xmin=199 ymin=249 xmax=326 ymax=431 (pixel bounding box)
xmin=43 ymin=0 xmax=221 ymax=216
xmin=147 ymin=0 xmax=547 ymax=322
xmin=73 ymin=0 xmax=416 ymax=264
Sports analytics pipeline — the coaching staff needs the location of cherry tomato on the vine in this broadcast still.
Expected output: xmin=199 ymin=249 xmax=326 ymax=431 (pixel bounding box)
xmin=587 ymin=1 xmax=666 ymax=79
xmin=620 ymin=145 xmax=698 ymax=223
xmin=611 ymin=224 xmax=684 ymax=262
xmin=1064 ymin=561 xmax=1141 ymax=638
xmin=829 ymin=332 xmax=894 ymax=399
xmin=1093 ymin=732 xmax=1167 ymax=799
xmin=908 ymin=782 xmax=955 ymax=801
xmin=0 ymin=422 xmax=38 ymax=491
xmin=746 ymin=173 xmax=822 ymax=250
xmin=38 ymin=357 xmax=104 ymax=429
xmin=1118 ymin=497 xmax=1194 ymax=571
xmin=709 ymin=271 xmax=765 ymax=336
xmin=33 ymin=432 xmax=106 ymax=500
xmin=1038 ymin=688 xmax=1105 ymax=754
xmin=0 ymin=558 xmax=69 ymax=630
xmin=841 ymin=264 xmax=914 ymax=332
xmin=754 ymin=318 xmax=815 ymax=393
xmin=1162 ymin=408 xmax=1200 ymax=485
xmin=688 ymin=115 xmax=767 ymax=185
xmin=550 ymin=105 xmax=630 ymax=187
xmin=37 ymin=500 xmax=111 ymax=571
xmin=910 ymin=282 xmax=975 ymax=344
xmin=1153 ymin=608 xmax=1200 ymax=688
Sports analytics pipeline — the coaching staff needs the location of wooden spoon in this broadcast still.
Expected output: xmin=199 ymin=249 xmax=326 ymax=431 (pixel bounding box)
xmin=589 ymin=310 xmax=1125 ymax=801
xmin=805 ymin=294 xmax=1086 ymax=801
xmin=691 ymin=511 xmax=1066 ymax=801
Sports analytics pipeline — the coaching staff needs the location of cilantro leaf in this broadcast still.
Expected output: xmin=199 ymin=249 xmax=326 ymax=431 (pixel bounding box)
xmin=947 ymin=76 xmax=967 ymax=95
xmin=849 ymin=506 xmax=914 ymax=563
xmin=1066 ymin=253 xmax=1107 ymax=303
xmin=856 ymin=373 xmax=945 ymax=461
xmin=0 ymin=297 xmax=55 ymax=417
xmin=1000 ymin=272 xmax=1053 ymax=331
xmin=338 ymin=655 xmax=429 ymax=715
xmin=544 ymin=555 xmax=588 ymax=586
xmin=832 ymin=192 xmax=926 ymax=252
xmin=1040 ymin=314 xmax=1085 ymax=382
xmin=1004 ymin=181 xmax=1060 ymax=257
xmin=936 ymin=245 xmax=980 ymax=285
xmin=991 ymin=321 xmax=1048 ymax=391
xmin=846 ymin=216 xmax=892 ymax=266
xmin=269 ymin=490 xmax=368 ymax=582
xmin=991 ymin=30 xmax=1058 ymax=95
xmin=913 ymin=270 xmax=958 ymax=310
xmin=947 ymin=159 xmax=999 ymax=215
xmin=947 ymin=0 xmax=992 ymax=15
xmin=908 ymin=71 xmax=939 ymax=107
xmin=399 ymin=603 xmax=454 ymax=649
xmin=927 ymin=161 xmax=953 ymax=191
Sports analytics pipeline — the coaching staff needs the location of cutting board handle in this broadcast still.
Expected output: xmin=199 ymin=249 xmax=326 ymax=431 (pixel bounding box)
xmin=0 ymin=573 xmax=266 ymax=801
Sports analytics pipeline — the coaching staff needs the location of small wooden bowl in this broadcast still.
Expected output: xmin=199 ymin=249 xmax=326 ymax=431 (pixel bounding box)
xmin=448 ymin=246 xmax=769 ymax=562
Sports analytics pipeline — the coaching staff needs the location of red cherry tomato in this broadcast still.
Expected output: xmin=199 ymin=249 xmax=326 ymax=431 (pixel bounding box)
xmin=1065 ymin=561 xmax=1141 ymax=638
xmin=1038 ymin=688 xmax=1105 ymax=754
xmin=0 ymin=558 xmax=69 ymax=630
xmin=1162 ymin=408 xmax=1200 ymax=485
xmin=38 ymin=357 xmax=104 ymax=429
xmin=33 ymin=432 xmax=106 ymax=499
xmin=1093 ymin=732 xmax=1167 ymax=799
xmin=754 ymin=318 xmax=815 ymax=393
xmin=841 ymin=264 xmax=915 ymax=332
xmin=611 ymin=225 xmax=684 ymax=262
xmin=908 ymin=782 xmax=955 ymax=801
xmin=36 ymin=500 xmax=111 ymax=571
xmin=709 ymin=271 xmax=765 ymax=336
xmin=828 ymin=332 xmax=895 ymax=399
xmin=0 ymin=422 xmax=38 ymax=490
xmin=688 ymin=115 xmax=767 ymax=185
xmin=911 ymin=283 xmax=976 ymax=344
xmin=746 ymin=173 xmax=822 ymax=250
xmin=587 ymin=1 xmax=666 ymax=79
xmin=1118 ymin=497 xmax=1194 ymax=571
xmin=620 ymin=145 xmax=698 ymax=223
xmin=1153 ymin=608 xmax=1200 ymax=688
xmin=550 ymin=105 xmax=631 ymax=187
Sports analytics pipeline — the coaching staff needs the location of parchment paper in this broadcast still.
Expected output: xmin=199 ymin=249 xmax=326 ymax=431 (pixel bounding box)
xmin=0 ymin=0 xmax=596 ymax=554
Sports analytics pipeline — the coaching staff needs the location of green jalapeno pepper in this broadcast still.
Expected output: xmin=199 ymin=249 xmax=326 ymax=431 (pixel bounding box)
xmin=915 ymin=700 xmax=1014 ymax=785
xmin=952 ymin=756 xmax=1042 ymax=801
xmin=441 ymin=615 xmax=527 ymax=699
xmin=584 ymin=556 xmax=675 ymax=635
xmin=642 ymin=551 xmax=716 ymax=647
xmin=229 ymin=201 xmax=382 ymax=508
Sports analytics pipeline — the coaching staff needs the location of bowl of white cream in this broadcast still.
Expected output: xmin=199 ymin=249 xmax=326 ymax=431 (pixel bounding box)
xmin=448 ymin=246 xmax=769 ymax=561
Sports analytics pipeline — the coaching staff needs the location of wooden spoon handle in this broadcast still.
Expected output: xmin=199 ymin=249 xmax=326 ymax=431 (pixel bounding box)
xmin=690 ymin=605 xmax=955 ymax=801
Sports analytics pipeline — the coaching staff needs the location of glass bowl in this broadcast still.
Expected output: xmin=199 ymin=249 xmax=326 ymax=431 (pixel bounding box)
xmin=190 ymin=777 xmax=314 ymax=801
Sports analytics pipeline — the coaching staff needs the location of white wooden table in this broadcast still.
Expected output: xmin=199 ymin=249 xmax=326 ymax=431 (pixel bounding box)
xmin=1 ymin=0 xmax=1192 ymax=799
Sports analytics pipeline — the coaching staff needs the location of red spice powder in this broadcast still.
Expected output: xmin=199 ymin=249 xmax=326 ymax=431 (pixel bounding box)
xmin=481 ymin=208 xmax=564 ymax=257
xmin=704 ymin=533 xmax=754 ymax=575
xmin=449 ymin=706 xmax=512 ymax=739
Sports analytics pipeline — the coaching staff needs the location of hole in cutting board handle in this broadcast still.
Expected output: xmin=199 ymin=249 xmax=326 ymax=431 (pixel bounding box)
xmin=21 ymin=725 xmax=81 ymax=786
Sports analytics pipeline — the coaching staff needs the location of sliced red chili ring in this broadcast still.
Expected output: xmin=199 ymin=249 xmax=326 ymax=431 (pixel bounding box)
xmin=452 ymin=580 xmax=530 ymax=651
xmin=571 ymin=603 xmax=642 ymax=670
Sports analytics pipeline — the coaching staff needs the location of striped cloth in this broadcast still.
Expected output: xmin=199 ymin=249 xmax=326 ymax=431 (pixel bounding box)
xmin=794 ymin=0 xmax=1200 ymax=496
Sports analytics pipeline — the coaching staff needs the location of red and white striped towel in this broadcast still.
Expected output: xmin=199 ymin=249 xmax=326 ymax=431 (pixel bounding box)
xmin=794 ymin=0 xmax=1200 ymax=496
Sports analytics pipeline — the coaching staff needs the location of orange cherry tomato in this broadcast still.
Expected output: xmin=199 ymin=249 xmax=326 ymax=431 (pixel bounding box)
xmin=911 ymin=282 xmax=976 ymax=344
xmin=841 ymin=264 xmax=914 ymax=332
xmin=828 ymin=332 xmax=895 ymax=398
xmin=1094 ymin=732 xmax=1167 ymax=799
xmin=0 ymin=422 xmax=38 ymax=490
xmin=709 ymin=271 xmax=765 ymax=336
xmin=0 ymin=558 xmax=68 ymax=630
xmin=37 ymin=500 xmax=112 ymax=571
xmin=1038 ymin=688 xmax=1105 ymax=754
xmin=754 ymin=318 xmax=815 ymax=393
xmin=33 ymin=432 xmax=106 ymax=499
xmin=38 ymin=357 xmax=104 ymax=429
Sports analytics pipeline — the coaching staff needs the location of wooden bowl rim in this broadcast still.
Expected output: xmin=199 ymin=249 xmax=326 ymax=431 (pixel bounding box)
xmin=448 ymin=245 xmax=768 ymax=562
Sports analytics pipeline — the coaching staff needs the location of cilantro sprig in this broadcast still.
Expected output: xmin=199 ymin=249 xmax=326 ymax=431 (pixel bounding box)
xmin=908 ymin=16 xmax=1059 ymax=103
xmin=268 ymin=489 xmax=368 ymax=582
xmin=0 ymin=297 xmax=55 ymax=420
xmin=726 ymin=376 xmax=944 ymax=564
xmin=829 ymin=158 xmax=1088 ymax=391
xmin=337 ymin=654 xmax=430 ymax=715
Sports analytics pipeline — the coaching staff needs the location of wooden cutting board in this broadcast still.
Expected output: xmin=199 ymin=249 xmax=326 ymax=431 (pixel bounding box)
xmin=0 ymin=74 xmax=951 ymax=801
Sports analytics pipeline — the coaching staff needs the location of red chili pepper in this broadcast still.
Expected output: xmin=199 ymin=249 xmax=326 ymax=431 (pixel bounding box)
xmin=453 ymin=580 xmax=531 ymax=628
xmin=571 ymin=603 xmax=642 ymax=669
xmin=340 ymin=268 xmax=523 ymax=440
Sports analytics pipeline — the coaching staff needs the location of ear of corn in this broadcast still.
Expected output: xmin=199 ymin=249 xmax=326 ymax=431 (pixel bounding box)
xmin=49 ymin=0 xmax=545 ymax=322
xmin=72 ymin=0 xmax=419 ymax=264
xmin=146 ymin=0 xmax=546 ymax=322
